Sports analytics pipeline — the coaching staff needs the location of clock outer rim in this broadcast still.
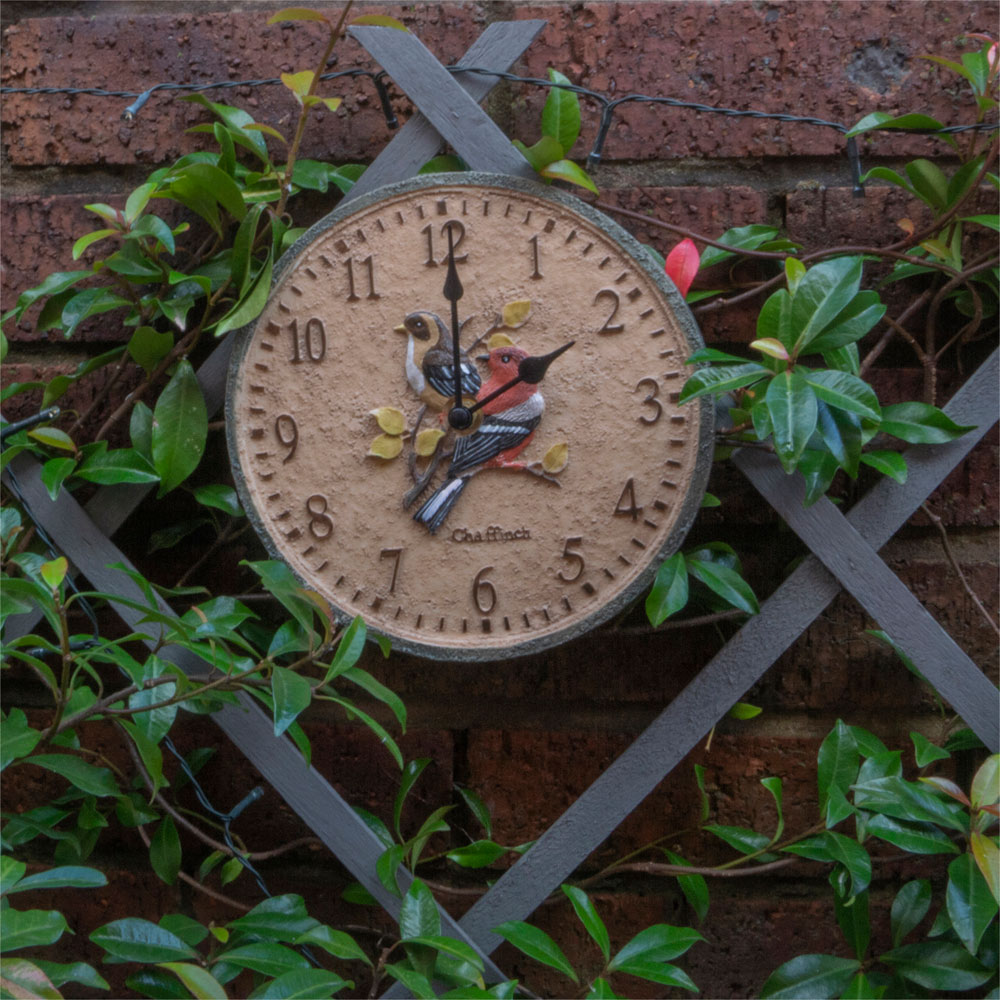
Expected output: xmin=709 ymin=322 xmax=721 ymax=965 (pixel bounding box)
xmin=225 ymin=172 xmax=715 ymax=663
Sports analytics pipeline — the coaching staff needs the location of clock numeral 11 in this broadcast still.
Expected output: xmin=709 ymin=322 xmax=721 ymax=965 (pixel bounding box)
xmin=345 ymin=255 xmax=379 ymax=301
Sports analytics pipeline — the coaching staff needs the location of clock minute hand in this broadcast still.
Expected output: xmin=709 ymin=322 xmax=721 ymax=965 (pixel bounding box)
xmin=442 ymin=223 xmax=465 ymax=411
xmin=466 ymin=340 xmax=575 ymax=416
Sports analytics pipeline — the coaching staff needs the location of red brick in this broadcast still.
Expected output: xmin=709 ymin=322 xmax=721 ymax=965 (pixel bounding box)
xmin=515 ymin=2 xmax=992 ymax=162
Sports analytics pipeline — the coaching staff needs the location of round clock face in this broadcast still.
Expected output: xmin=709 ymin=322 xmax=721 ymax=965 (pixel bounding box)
xmin=227 ymin=173 xmax=713 ymax=661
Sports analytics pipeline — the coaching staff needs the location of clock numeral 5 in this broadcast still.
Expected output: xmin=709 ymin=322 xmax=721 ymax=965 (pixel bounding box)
xmin=594 ymin=289 xmax=625 ymax=334
xmin=557 ymin=536 xmax=585 ymax=583
xmin=306 ymin=494 xmax=334 ymax=539
xmin=472 ymin=565 xmax=497 ymax=614
xmin=422 ymin=220 xmax=467 ymax=267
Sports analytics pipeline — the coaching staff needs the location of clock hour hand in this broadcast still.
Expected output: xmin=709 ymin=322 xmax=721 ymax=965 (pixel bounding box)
xmin=466 ymin=340 xmax=575 ymax=416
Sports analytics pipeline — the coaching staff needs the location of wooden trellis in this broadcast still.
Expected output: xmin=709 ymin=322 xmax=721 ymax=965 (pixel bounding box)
xmin=4 ymin=20 xmax=998 ymax=994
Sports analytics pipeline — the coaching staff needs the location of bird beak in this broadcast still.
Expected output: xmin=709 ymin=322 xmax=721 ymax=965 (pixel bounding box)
xmin=393 ymin=323 xmax=407 ymax=335
xmin=476 ymin=353 xmax=489 ymax=362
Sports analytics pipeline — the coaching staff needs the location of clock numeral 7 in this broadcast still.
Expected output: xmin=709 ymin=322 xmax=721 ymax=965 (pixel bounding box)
xmin=472 ymin=565 xmax=497 ymax=614
xmin=422 ymin=220 xmax=467 ymax=267
xmin=557 ymin=536 xmax=585 ymax=583
xmin=380 ymin=547 xmax=403 ymax=595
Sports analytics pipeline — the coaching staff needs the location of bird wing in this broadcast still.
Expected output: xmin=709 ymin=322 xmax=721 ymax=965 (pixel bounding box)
xmin=449 ymin=411 xmax=541 ymax=474
xmin=425 ymin=359 xmax=481 ymax=399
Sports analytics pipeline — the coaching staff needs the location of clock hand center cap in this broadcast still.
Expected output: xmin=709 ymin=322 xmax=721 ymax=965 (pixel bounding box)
xmin=448 ymin=405 xmax=474 ymax=431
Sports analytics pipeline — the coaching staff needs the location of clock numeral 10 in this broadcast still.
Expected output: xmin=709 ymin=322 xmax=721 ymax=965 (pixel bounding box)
xmin=345 ymin=255 xmax=379 ymax=301
xmin=306 ymin=494 xmax=334 ymax=539
xmin=422 ymin=220 xmax=466 ymax=266
xmin=282 ymin=317 xmax=326 ymax=363
xmin=472 ymin=565 xmax=497 ymax=614
xmin=557 ymin=536 xmax=585 ymax=582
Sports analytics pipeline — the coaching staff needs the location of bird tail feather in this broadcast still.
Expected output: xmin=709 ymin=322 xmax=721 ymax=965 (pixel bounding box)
xmin=413 ymin=477 xmax=468 ymax=534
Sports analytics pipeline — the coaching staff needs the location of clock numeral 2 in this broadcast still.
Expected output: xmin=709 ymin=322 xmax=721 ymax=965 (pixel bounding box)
xmin=557 ymin=536 xmax=585 ymax=583
xmin=345 ymin=255 xmax=379 ymax=301
xmin=422 ymin=220 xmax=466 ymax=266
xmin=594 ymin=288 xmax=625 ymax=335
xmin=306 ymin=494 xmax=334 ymax=539
xmin=472 ymin=565 xmax=497 ymax=614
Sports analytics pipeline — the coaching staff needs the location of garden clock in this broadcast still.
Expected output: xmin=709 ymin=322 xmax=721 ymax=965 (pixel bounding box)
xmin=226 ymin=173 xmax=712 ymax=661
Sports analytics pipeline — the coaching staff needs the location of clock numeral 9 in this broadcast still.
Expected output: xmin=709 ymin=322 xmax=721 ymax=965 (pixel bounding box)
xmin=634 ymin=377 xmax=663 ymax=424
xmin=274 ymin=413 xmax=298 ymax=462
xmin=422 ymin=220 xmax=467 ymax=266
xmin=614 ymin=478 xmax=643 ymax=521
xmin=286 ymin=317 xmax=326 ymax=363
xmin=557 ymin=536 xmax=585 ymax=583
xmin=306 ymin=494 xmax=334 ymax=539
xmin=472 ymin=565 xmax=497 ymax=614
xmin=594 ymin=289 xmax=624 ymax=334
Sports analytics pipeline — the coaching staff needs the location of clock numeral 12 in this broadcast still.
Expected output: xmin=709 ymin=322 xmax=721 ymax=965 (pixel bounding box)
xmin=345 ymin=255 xmax=379 ymax=301
xmin=422 ymin=220 xmax=467 ymax=266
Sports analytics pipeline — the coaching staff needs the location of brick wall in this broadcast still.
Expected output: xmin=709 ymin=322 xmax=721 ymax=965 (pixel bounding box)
xmin=2 ymin=3 xmax=997 ymax=997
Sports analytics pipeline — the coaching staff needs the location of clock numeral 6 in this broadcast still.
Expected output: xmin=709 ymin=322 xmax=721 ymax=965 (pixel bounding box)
xmin=306 ymin=494 xmax=334 ymax=539
xmin=557 ymin=536 xmax=585 ymax=583
xmin=614 ymin=478 xmax=643 ymax=521
xmin=274 ymin=413 xmax=298 ymax=463
xmin=594 ymin=288 xmax=624 ymax=334
xmin=422 ymin=220 xmax=466 ymax=267
xmin=472 ymin=565 xmax=497 ymax=614
xmin=634 ymin=377 xmax=663 ymax=425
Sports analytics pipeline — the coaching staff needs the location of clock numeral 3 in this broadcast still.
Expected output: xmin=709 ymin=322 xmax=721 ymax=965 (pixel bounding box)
xmin=306 ymin=494 xmax=334 ymax=539
xmin=634 ymin=377 xmax=663 ymax=424
xmin=345 ymin=255 xmax=379 ymax=301
xmin=614 ymin=478 xmax=643 ymax=521
xmin=287 ymin=317 xmax=326 ymax=363
xmin=594 ymin=289 xmax=625 ymax=334
xmin=557 ymin=536 xmax=586 ymax=583
xmin=274 ymin=413 xmax=298 ymax=462
xmin=422 ymin=220 xmax=467 ymax=267
xmin=472 ymin=565 xmax=497 ymax=614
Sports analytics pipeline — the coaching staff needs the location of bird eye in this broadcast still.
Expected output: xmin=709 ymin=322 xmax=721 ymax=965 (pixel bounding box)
xmin=501 ymin=353 xmax=511 ymax=363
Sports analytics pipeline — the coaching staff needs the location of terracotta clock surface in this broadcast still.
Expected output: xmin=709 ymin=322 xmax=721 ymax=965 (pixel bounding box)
xmin=227 ymin=174 xmax=713 ymax=661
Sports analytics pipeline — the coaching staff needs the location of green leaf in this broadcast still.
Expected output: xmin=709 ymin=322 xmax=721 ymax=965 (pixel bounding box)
xmin=31 ymin=959 xmax=109 ymax=991
xmin=27 ymin=753 xmax=118 ymax=797
xmin=404 ymin=935 xmax=485 ymax=971
xmin=801 ymin=290 xmax=885 ymax=357
xmin=663 ymin=849 xmax=709 ymax=922
xmin=789 ymin=257 xmax=863 ymax=355
xmin=394 ymin=758 xmax=431 ymax=840
xmin=192 ymin=484 xmax=243 ymax=517
xmin=760 ymin=954 xmax=860 ymax=998
xmin=700 ymin=224 xmax=783 ymax=269
xmin=417 ymin=154 xmax=467 ymax=175
xmin=562 ymin=885 xmax=610 ymax=961
xmin=350 ymin=13 xmax=409 ymax=30
xmin=0 ymin=958 xmax=62 ymax=998
xmin=815 ymin=401 xmax=863 ymax=478
xmin=128 ymin=326 xmax=174 ymax=375
xmin=852 ymin=775 xmax=967 ymax=831
xmin=0 ymin=856 xmax=27 ymax=895
xmin=60 ymin=286 xmax=131 ymax=338
xmin=10 ymin=271 xmax=88 ymax=321
xmin=248 ymin=967 xmax=350 ymax=999
xmin=823 ymin=831 xmax=871 ymax=896
xmin=0 ymin=908 xmax=70 ymax=952
xmin=493 ymin=921 xmax=578 ymax=982
xmin=687 ymin=557 xmax=759 ymax=615
xmin=323 ymin=616 xmax=368 ymax=682
xmin=538 ymin=158 xmax=598 ymax=194
xmin=149 ymin=816 xmax=181 ymax=885
xmin=91 ymin=918 xmax=197 ymax=963
xmin=704 ymin=824 xmax=775 ymax=858
xmin=39 ymin=456 xmax=77 ymax=498
xmin=158 ymin=962 xmax=229 ymax=1000
xmin=680 ymin=362 xmax=769 ymax=402
xmin=910 ymin=732 xmax=950 ymax=767
xmin=802 ymin=370 xmax=881 ymax=421
xmin=229 ymin=895 xmax=317 ymax=942
xmin=609 ymin=924 xmax=704 ymax=967
xmin=128 ymin=213 xmax=177 ymax=255
xmin=817 ymin=720 xmax=858 ymax=822
xmin=76 ymin=446 xmax=159 ymax=485
xmin=9 ymin=865 xmax=107 ymax=893
xmin=512 ymin=135 xmax=565 ymax=173
xmin=904 ymin=159 xmax=950 ymax=211
xmin=399 ymin=879 xmax=441 ymax=940
xmin=728 ymin=701 xmax=762 ymax=720
xmin=971 ymin=755 xmax=1000 ymax=810
xmin=609 ymin=959 xmax=698 ymax=991
xmin=881 ymin=940 xmax=992 ymax=990
xmin=384 ymin=964 xmax=435 ymax=999
xmin=880 ymin=402 xmax=974 ymax=444
xmin=212 ymin=942 xmax=309 ymax=977
xmin=847 ymin=111 xmax=951 ymax=140
xmin=765 ymin=371 xmax=817 ymax=472
xmin=891 ymin=880 xmax=932 ymax=948
xmin=214 ymin=250 xmax=273 ymax=337
xmin=645 ymin=551 xmax=688 ymax=625
xmin=271 ymin=666 xmax=313 ymax=737
xmin=445 ymin=840 xmax=507 ymax=868
xmin=859 ymin=450 xmax=907 ymax=483
xmin=27 ymin=426 xmax=76 ymax=453
xmin=865 ymin=812 xmax=960 ymax=856
xmin=1 ymin=709 xmax=43 ymax=770
xmin=151 ymin=359 xmax=207 ymax=494
xmin=456 ymin=785 xmax=493 ymax=839
xmin=294 ymin=924 xmax=371 ymax=965
xmin=542 ymin=69 xmax=581 ymax=152
xmin=947 ymin=852 xmax=999 ymax=955
xmin=73 ymin=228 xmax=118 ymax=259
xmin=833 ymin=886 xmax=870 ymax=960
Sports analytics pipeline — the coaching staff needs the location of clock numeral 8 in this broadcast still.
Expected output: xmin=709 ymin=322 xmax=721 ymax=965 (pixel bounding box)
xmin=306 ymin=494 xmax=334 ymax=539
xmin=472 ymin=565 xmax=497 ymax=614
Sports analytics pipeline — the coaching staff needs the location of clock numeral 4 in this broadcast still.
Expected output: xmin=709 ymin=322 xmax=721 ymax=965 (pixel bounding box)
xmin=472 ymin=565 xmax=497 ymax=614
xmin=345 ymin=255 xmax=380 ymax=301
xmin=274 ymin=413 xmax=298 ymax=462
xmin=283 ymin=317 xmax=326 ymax=363
xmin=306 ymin=494 xmax=334 ymax=539
xmin=422 ymin=220 xmax=467 ymax=267
xmin=557 ymin=536 xmax=585 ymax=583
xmin=594 ymin=288 xmax=625 ymax=334
xmin=634 ymin=377 xmax=663 ymax=425
xmin=614 ymin=478 xmax=643 ymax=521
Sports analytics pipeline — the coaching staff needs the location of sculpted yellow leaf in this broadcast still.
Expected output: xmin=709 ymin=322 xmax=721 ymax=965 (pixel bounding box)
xmin=542 ymin=442 xmax=569 ymax=474
xmin=502 ymin=299 xmax=532 ymax=328
xmin=488 ymin=333 xmax=514 ymax=350
xmin=370 ymin=406 xmax=405 ymax=435
xmin=414 ymin=428 xmax=445 ymax=457
xmin=369 ymin=434 xmax=403 ymax=459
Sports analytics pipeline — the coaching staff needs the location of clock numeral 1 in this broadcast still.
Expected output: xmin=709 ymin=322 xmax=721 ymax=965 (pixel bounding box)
xmin=286 ymin=317 xmax=326 ymax=363
xmin=594 ymin=288 xmax=625 ymax=334
xmin=380 ymin=547 xmax=403 ymax=594
xmin=422 ymin=220 xmax=467 ymax=266
xmin=274 ymin=413 xmax=298 ymax=462
xmin=345 ymin=255 xmax=380 ymax=301
xmin=634 ymin=377 xmax=663 ymax=424
xmin=614 ymin=478 xmax=643 ymax=521
xmin=528 ymin=233 xmax=543 ymax=280
xmin=557 ymin=536 xmax=585 ymax=583
xmin=306 ymin=493 xmax=334 ymax=539
xmin=472 ymin=565 xmax=497 ymax=614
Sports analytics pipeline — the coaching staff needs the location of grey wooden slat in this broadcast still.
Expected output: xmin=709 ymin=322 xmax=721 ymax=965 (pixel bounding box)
xmin=2 ymin=451 xmax=508 ymax=981
xmin=735 ymin=448 xmax=998 ymax=747
xmin=345 ymin=19 xmax=546 ymax=202
xmin=448 ymin=348 xmax=1000 ymax=955
xmin=347 ymin=24 xmax=536 ymax=181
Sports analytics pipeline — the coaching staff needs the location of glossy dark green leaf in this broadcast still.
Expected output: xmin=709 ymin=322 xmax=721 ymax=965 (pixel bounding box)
xmin=847 ymin=111 xmax=951 ymax=140
xmin=700 ymin=224 xmax=782 ymax=269
xmin=270 ymin=666 xmax=313 ymax=737
xmin=880 ymin=402 xmax=975 ymax=444
xmin=760 ymin=953 xmax=860 ymax=998
xmin=152 ymin=359 xmax=207 ymax=494
xmin=128 ymin=326 xmax=174 ymax=376
xmin=494 ymin=921 xmax=578 ymax=982
xmin=28 ymin=754 xmax=118 ymax=797
xmin=418 ymin=154 xmax=467 ymax=175
xmin=834 ymin=886 xmax=870 ymax=960
xmin=891 ymin=879 xmax=932 ymax=948
xmin=229 ymin=894 xmax=317 ymax=942
xmin=609 ymin=924 xmax=704 ymax=967
xmin=859 ymin=450 xmax=907 ymax=483
xmin=766 ymin=370 xmax=817 ymax=472
xmin=910 ymin=731 xmax=950 ymax=767
xmin=384 ymin=964 xmax=436 ymax=999
xmin=538 ymin=158 xmax=598 ymax=194
xmin=214 ymin=251 xmax=273 ymax=337
xmin=323 ymin=616 xmax=368 ymax=683
xmin=246 ymin=967 xmax=350 ymax=999
xmin=446 ymin=840 xmax=507 ymax=869
xmin=865 ymin=812 xmax=960 ymax=855
xmin=9 ymin=865 xmax=107 ymax=893
xmin=704 ymin=824 xmax=775 ymax=859
xmin=212 ymin=941 xmax=309 ymax=977
xmin=645 ymin=551 xmax=688 ymax=625
xmin=405 ymin=935 xmax=485 ymax=971
xmin=60 ymin=287 xmax=131 ymax=338
xmin=881 ymin=940 xmax=992 ymax=990
xmin=11 ymin=271 xmax=88 ymax=321
xmin=562 ymin=885 xmax=610 ymax=961
xmin=803 ymin=370 xmax=881 ymax=421
xmin=542 ymin=69 xmax=581 ymax=152
xmin=688 ymin=557 xmax=758 ymax=614
xmin=851 ymin=775 xmax=967 ymax=831
xmin=613 ymin=959 xmax=698 ymax=991
xmin=789 ymin=257 xmax=863 ymax=355
xmin=817 ymin=720 xmax=859 ymax=821
xmin=679 ymin=362 xmax=769 ymax=402
xmin=90 ymin=918 xmax=197 ymax=962
xmin=904 ymin=159 xmax=950 ymax=211
xmin=512 ymin=135 xmax=566 ymax=173
xmin=399 ymin=879 xmax=441 ymax=940
xmin=31 ymin=959 xmax=109 ymax=992
xmin=0 ymin=908 xmax=70 ymax=952
xmin=76 ymin=446 xmax=159 ymax=485
xmin=456 ymin=784 xmax=492 ymax=839
xmin=128 ymin=213 xmax=177 ymax=255
xmin=663 ymin=849 xmax=709 ymax=922
xmin=0 ymin=958 xmax=61 ymax=998
xmin=394 ymin=758 xmax=431 ymax=839
xmin=1 ymin=709 xmax=43 ymax=770
xmin=815 ymin=401 xmax=863 ymax=478
xmin=797 ymin=449 xmax=840 ymax=506
xmin=947 ymin=852 xmax=999 ymax=955
xmin=149 ymin=815 xmax=181 ymax=885
xmin=191 ymin=483 xmax=243 ymax=517
xmin=294 ymin=924 xmax=371 ymax=965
